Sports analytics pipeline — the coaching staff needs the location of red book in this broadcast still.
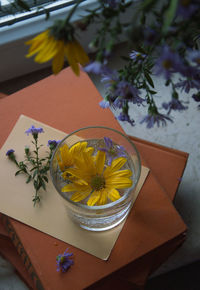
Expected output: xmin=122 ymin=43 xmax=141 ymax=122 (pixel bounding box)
xmin=0 ymin=68 xmax=188 ymax=289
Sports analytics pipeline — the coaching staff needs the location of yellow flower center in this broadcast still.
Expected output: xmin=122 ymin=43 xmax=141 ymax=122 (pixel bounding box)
xmin=108 ymin=148 xmax=117 ymax=156
xmin=162 ymin=60 xmax=172 ymax=69
xmin=181 ymin=0 xmax=191 ymax=7
xmin=60 ymin=256 xmax=65 ymax=264
xmin=91 ymin=175 xmax=105 ymax=191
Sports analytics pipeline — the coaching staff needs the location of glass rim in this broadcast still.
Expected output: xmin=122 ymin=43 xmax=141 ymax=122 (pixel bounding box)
xmin=50 ymin=126 xmax=141 ymax=210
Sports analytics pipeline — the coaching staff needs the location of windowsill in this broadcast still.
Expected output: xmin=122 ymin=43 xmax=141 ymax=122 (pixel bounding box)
xmin=0 ymin=0 xmax=133 ymax=82
xmin=0 ymin=0 xmax=98 ymax=45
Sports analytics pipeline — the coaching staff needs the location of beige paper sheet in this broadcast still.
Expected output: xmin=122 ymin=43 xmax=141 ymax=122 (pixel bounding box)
xmin=0 ymin=115 xmax=149 ymax=260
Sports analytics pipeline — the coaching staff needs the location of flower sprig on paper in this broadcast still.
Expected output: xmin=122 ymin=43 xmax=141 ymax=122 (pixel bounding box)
xmin=6 ymin=125 xmax=59 ymax=206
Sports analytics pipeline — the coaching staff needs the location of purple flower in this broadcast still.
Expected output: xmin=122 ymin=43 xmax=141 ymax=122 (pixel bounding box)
xmin=188 ymin=50 xmax=200 ymax=66
xmin=99 ymin=100 xmax=110 ymax=108
xmin=48 ymin=140 xmax=60 ymax=149
xmin=101 ymin=69 xmax=119 ymax=87
xmin=117 ymin=112 xmax=135 ymax=126
xmin=25 ymin=125 xmax=44 ymax=137
xmin=129 ymin=50 xmax=146 ymax=62
xmin=143 ymin=27 xmax=157 ymax=45
xmin=56 ymin=249 xmax=73 ymax=273
xmin=102 ymin=0 xmax=120 ymax=9
xmin=140 ymin=108 xmax=173 ymax=128
xmin=99 ymin=137 xmax=127 ymax=165
xmin=175 ymin=78 xmax=200 ymax=93
xmin=192 ymin=92 xmax=200 ymax=102
xmin=192 ymin=93 xmax=200 ymax=109
xmin=6 ymin=149 xmax=15 ymax=156
xmin=177 ymin=0 xmax=199 ymax=18
xmin=83 ymin=61 xmax=110 ymax=75
xmin=154 ymin=46 xmax=184 ymax=80
xmin=162 ymin=98 xmax=188 ymax=114
xmin=114 ymin=81 xmax=144 ymax=106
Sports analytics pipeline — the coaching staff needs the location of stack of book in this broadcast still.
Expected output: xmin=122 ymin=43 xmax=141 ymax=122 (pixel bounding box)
xmin=0 ymin=68 xmax=188 ymax=289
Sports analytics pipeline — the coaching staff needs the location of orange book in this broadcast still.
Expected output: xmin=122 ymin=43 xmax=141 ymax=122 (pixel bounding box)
xmin=0 ymin=137 xmax=188 ymax=289
xmin=0 ymin=68 xmax=188 ymax=289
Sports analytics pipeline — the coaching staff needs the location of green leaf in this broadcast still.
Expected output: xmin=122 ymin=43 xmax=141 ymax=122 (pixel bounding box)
xmin=42 ymin=176 xmax=48 ymax=183
xmin=162 ymin=0 xmax=178 ymax=34
xmin=15 ymin=170 xmax=22 ymax=176
xmin=34 ymin=180 xmax=39 ymax=190
xmin=33 ymin=169 xmax=38 ymax=179
xmin=144 ymin=71 xmax=154 ymax=88
xmin=26 ymin=175 xmax=32 ymax=184
xmin=149 ymin=90 xmax=157 ymax=95
xmin=140 ymin=0 xmax=158 ymax=11
xmin=30 ymin=166 xmax=37 ymax=172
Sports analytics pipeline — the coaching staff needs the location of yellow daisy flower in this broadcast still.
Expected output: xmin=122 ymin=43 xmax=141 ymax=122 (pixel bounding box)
xmin=61 ymin=150 xmax=133 ymax=206
xmin=25 ymin=29 xmax=89 ymax=76
xmin=56 ymin=141 xmax=94 ymax=172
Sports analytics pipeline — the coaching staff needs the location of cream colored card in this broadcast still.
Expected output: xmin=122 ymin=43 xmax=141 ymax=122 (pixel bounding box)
xmin=0 ymin=115 xmax=149 ymax=260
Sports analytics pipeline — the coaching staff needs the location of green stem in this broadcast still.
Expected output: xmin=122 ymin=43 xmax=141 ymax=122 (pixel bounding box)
xmin=33 ymin=137 xmax=40 ymax=206
xmin=65 ymin=0 xmax=83 ymax=24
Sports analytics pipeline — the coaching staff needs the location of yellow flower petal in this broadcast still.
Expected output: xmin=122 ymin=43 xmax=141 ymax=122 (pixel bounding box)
xmin=25 ymin=30 xmax=50 ymax=58
xmin=108 ymin=188 xmax=121 ymax=202
xmin=71 ymin=191 xmax=90 ymax=202
xmin=87 ymin=190 xmax=100 ymax=206
xmin=64 ymin=42 xmax=80 ymax=76
xmin=52 ymin=44 xmax=65 ymax=74
xmin=104 ymin=157 xmax=127 ymax=176
xmin=106 ymin=177 xmax=132 ymax=189
xmin=95 ymin=150 xmax=106 ymax=175
xmin=97 ymin=189 xmax=108 ymax=205
xmin=105 ymin=169 xmax=132 ymax=179
xmin=73 ymin=40 xmax=89 ymax=65
xmin=34 ymin=37 xmax=60 ymax=63
xmin=61 ymin=183 xmax=76 ymax=192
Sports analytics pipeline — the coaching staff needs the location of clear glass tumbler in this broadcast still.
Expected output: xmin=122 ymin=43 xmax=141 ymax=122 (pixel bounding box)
xmin=50 ymin=126 xmax=141 ymax=231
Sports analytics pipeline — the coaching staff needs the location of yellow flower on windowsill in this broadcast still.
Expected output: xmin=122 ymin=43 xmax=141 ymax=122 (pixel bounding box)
xmin=25 ymin=26 xmax=89 ymax=76
xmin=61 ymin=150 xmax=133 ymax=206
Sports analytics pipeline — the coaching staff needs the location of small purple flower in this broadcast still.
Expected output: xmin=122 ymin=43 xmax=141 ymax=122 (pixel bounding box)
xmin=102 ymin=0 xmax=120 ymax=9
xmin=117 ymin=112 xmax=135 ymax=126
xmin=175 ymin=78 xmax=200 ymax=93
xmin=6 ymin=149 xmax=15 ymax=156
xmin=192 ymin=92 xmax=200 ymax=102
xmin=56 ymin=249 xmax=73 ymax=273
xmin=162 ymin=98 xmax=188 ymax=114
xmin=140 ymin=108 xmax=173 ymax=128
xmin=25 ymin=125 xmax=44 ymax=137
xmin=129 ymin=50 xmax=146 ymax=62
xmin=154 ymin=46 xmax=184 ymax=80
xmin=48 ymin=140 xmax=60 ymax=150
xmin=177 ymin=0 xmax=199 ymax=18
xmin=99 ymin=99 xmax=110 ymax=108
xmin=101 ymin=69 xmax=119 ymax=88
xmin=143 ymin=27 xmax=157 ymax=45
xmin=114 ymin=81 xmax=144 ymax=106
xmin=192 ymin=93 xmax=200 ymax=109
xmin=83 ymin=61 xmax=110 ymax=75
xmin=99 ymin=137 xmax=127 ymax=165
xmin=188 ymin=50 xmax=200 ymax=66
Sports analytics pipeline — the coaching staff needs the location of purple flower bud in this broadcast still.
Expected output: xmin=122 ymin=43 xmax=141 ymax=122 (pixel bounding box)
xmin=25 ymin=125 xmax=44 ymax=137
xmin=56 ymin=249 xmax=73 ymax=273
xmin=6 ymin=149 xmax=15 ymax=156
